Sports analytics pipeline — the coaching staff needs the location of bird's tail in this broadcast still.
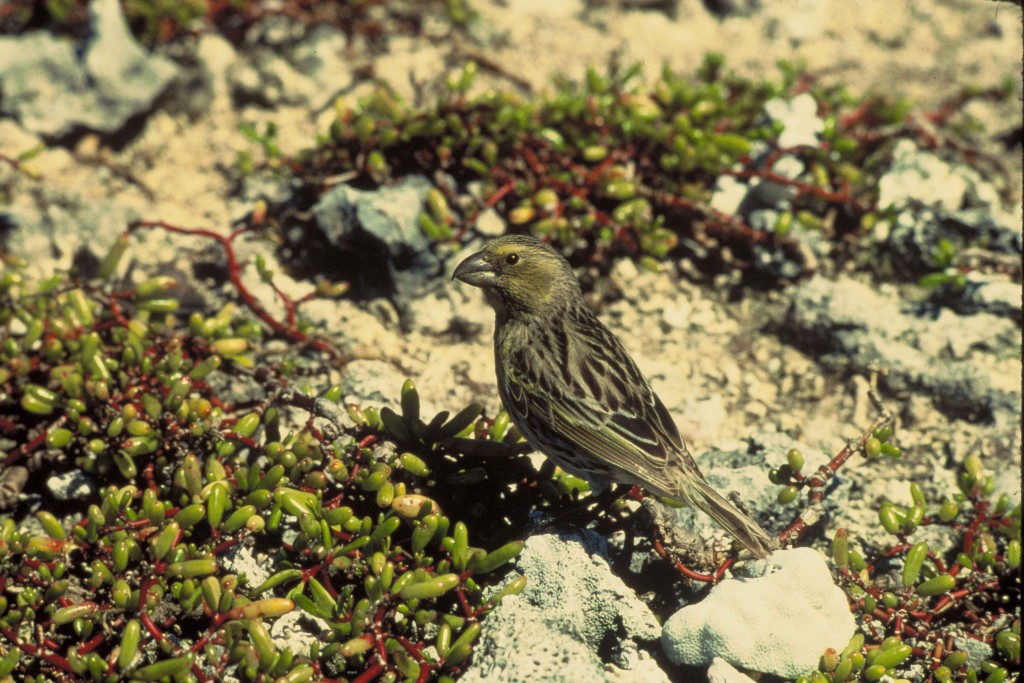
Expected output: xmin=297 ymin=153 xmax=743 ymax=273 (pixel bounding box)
xmin=681 ymin=472 xmax=778 ymax=559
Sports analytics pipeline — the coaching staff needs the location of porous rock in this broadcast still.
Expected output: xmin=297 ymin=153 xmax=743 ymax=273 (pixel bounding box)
xmin=661 ymin=547 xmax=855 ymax=678
xmin=312 ymin=176 xmax=441 ymax=300
xmin=707 ymin=656 xmax=756 ymax=683
xmin=878 ymin=140 xmax=999 ymax=212
xmin=0 ymin=0 xmax=177 ymax=138
xmin=459 ymin=596 xmax=610 ymax=683
xmin=764 ymin=94 xmax=824 ymax=149
xmin=507 ymin=531 xmax=661 ymax=648
xmin=783 ymin=275 xmax=1020 ymax=426
xmin=462 ymin=531 xmax=666 ymax=682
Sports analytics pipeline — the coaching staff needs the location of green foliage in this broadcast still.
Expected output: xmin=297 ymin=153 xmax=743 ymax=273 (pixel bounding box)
xmin=123 ymin=0 xmax=208 ymax=44
xmin=290 ymin=54 xmax=986 ymax=286
xmin=0 ymin=255 xmax=537 ymax=681
xmin=237 ymin=121 xmax=283 ymax=176
xmin=0 ymin=0 xmax=475 ymax=45
xmin=811 ymin=452 xmax=1022 ymax=683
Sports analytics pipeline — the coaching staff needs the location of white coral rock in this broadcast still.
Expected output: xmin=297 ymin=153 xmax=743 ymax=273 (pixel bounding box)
xmin=661 ymin=547 xmax=855 ymax=679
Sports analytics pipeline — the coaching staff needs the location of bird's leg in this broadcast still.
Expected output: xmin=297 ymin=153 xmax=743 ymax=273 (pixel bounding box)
xmin=640 ymin=498 xmax=725 ymax=582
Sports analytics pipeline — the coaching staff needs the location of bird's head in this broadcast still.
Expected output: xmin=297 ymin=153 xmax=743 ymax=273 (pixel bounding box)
xmin=452 ymin=235 xmax=581 ymax=319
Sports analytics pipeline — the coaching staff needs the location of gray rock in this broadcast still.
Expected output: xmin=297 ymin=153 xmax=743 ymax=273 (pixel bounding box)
xmin=313 ymin=176 xmax=442 ymax=299
xmin=228 ymin=22 xmax=352 ymax=109
xmin=475 ymin=208 xmax=507 ymax=237
xmin=783 ymin=276 xmax=1020 ymax=425
xmin=46 ymin=470 xmax=97 ymax=502
xmin=707 ymin=657 xmax=756 ymax=683
xmin=878 ymin=140 xmax=999 ymax=212
xmin=194 ymin=33 xmax=239 ymax=99
xmin=460 ymin=596 xmax=610 ymax=683
xmin=315 ymin=176 xmax=432 ymax=254
xmin=473 ymin=528 xmax=659 ymax=671
xmin=223 ymin=545 xmax=273 ymax=593
xmin=958 ymin=275 xmax=1022 ymax=322
xmin=408 ymin=291 xmax=459 ymax=336
xmin=339 ymin=359 xmax=409 ymax=410
xmin=953 ymin=636 xmax=993 ymax=671
xmin=290 ymin=26 xmax=355 ymax=110
xmin=270 ymin=609 xmax=332 ymax=660
xmin=0 ymin=0 xmax=177 ymax=138
xmin=1 ymin=187 xmax=137 ymax=275
xmin=738 ymin=155 xmax=803 ymax=215
xmin=885 ymin=206 xmax=1020 ymax=277
xmin=466 ymin=531 xmax=664 ymax=682
xmin=710 ymin=175 xmax=748 ymax=216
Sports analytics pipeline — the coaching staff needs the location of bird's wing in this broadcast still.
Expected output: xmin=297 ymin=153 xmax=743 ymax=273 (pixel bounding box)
xmin=548 ymin=386 xmax=681 ymax=492
xmin=503 ymin=312 xmax=687 ymax=493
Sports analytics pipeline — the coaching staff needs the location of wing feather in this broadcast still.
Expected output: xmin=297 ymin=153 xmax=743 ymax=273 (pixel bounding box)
xmin=502 ymin=306 xmax=688 ymax=496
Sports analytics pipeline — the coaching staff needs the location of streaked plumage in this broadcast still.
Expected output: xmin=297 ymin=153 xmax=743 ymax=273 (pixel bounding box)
xmin=453 ymin=234 xmax=776 ymax=558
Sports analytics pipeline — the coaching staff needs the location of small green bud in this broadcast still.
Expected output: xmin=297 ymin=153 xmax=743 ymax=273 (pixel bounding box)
xmin=938 ymin=499 xmax=959 ymax=522
xmin=131 ymin=656 xmax=194 ymax=681
xmin=399 ymin=573 xmax=460 ymax=600
xmin=831 ymin=529 xmax=849 ymax=569
xmin=916 ymin=573 xmax=956 ymax=596
xmin=474 ymin=541 xmax=524 ymax=574
xmin=786 ymin=448 xmax=804 ymax=472
xmin=777 ymin=485 xmax=800 ymax=504
xmin=902 ymin=542 xmax=928 ymax=588
xmin=873 ymin=425 xmax=894 ymax=442
xmin=167 ymin=558 xmax=218 ymax=579
xmin=873 ymin=643 xmax=912 ymax=669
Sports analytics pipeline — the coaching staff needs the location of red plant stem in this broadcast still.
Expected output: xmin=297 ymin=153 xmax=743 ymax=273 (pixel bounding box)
xmin=651 ymin=538 xmax=716 ymax=583
xmin=219 ymin=432 xmax=261 ymax=449
xmin=724 ymin=167 xmax=862 ymax=208
xmin=485 ymin=181 xmax=515 ymax=207
xmin=2 ymin=416 xmax=65 ymax=467
xmin=352 ymin=660 xmax=384 ymax=683
xmin=373 ymin=611 xmax=389 ymax=660
xmin=0 ymin=153 xmax=26 ymax=170
xmin=211 ymin=536 xmax=242 ymax=554
xmin=394 ymin=635 xmax=432 ymax=683
xmin=138 ymin=574 xmax=210 ymax=683
xmin=320 ymin=571 xmax=342 ymax=599
xmin=190 ymin=613 xmax=231 ymax=654
xmin=927 ymin=549 xmax=948 ymax=575
xmin=0 ymin=626 xmax=73 ymax=672
xmin=127 ymin=222 xmax=341 ymax=358
xmin=778 ymin=407 xmax=892 ymax=545
xmin=75 ymin=633 xmax=106 ymax=655
xmin=455 ymin=587 xmax=474 ymax=618
xmin=714 ymin=557 xmax=735 ymax=582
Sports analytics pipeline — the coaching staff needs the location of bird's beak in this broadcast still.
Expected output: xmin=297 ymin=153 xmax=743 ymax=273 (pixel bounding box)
xmin=452 ymin=251 xmax=496 ymax=288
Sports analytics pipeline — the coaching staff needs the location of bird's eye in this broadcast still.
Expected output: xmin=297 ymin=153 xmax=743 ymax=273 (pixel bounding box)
xmin=505 ymin=253 xmax=520 ymax=265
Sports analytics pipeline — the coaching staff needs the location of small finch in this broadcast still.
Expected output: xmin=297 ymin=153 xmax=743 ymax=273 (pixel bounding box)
xmin=453 ymin=235 xmax=777 ymax=558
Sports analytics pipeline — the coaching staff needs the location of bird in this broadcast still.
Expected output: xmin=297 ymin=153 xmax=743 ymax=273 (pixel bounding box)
xmin=453 ymin=234 xmax=777 ymax=559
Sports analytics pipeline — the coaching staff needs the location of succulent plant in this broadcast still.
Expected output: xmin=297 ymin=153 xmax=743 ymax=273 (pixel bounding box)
xmin=0 ymin=242 xmax=536 ymax=682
